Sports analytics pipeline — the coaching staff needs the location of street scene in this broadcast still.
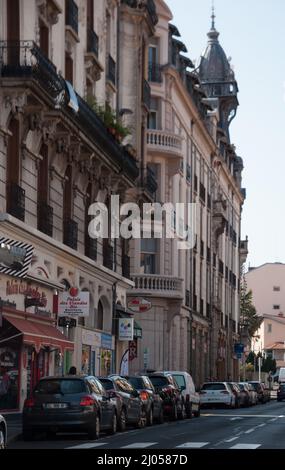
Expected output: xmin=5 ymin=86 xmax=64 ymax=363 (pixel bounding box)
xmin=0 ymin=0 xmax=285 ymax=456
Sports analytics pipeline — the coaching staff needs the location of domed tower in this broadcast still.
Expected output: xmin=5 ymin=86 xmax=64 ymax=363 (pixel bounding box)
xmin=198 ymin=8 xmax=238 ymax=141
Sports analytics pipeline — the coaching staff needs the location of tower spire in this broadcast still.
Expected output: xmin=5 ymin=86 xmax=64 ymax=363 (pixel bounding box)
xmin=211 ymin=0 xmax=216 ymax=29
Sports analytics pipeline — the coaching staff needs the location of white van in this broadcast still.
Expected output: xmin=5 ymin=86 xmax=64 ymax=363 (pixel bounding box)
xmin=162 ymin=371 xmax=200 ymax=418
xmin=279 ymin=368 xmax=285 ymax=383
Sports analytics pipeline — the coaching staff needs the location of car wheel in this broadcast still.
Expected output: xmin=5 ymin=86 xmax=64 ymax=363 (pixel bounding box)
xmin=147 ymin=407 xmax=153 ymax=427
xmin=23 ymin=429 xmax=34 ymax=442
xmin=171 ymin=404 xmax=178 ymax=421
xmin=194 ymin=405 xmax=201 ymax=418
xmin=118 ymin=408 xmax=127 ymax=432
xmin=107 ymin=412 xmax=117 ymax=435
xmin=0 ymin=427 xmax=6 ymax=449
xmin=157 ymin=407 xmax=164 ymax=424
xmin=88 ymin=414 xmax=100 ymax=440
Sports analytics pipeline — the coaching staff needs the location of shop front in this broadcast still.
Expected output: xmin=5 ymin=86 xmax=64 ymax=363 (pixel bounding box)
xmin=81 ymin=328 xmax=101 ymax=376
xmin=0 ymin=312 xmax=74 ymax=412
xmin=100 ymin=333 xmax=115 ymax=376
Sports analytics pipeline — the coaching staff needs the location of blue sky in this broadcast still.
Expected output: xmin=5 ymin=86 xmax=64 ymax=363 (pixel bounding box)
xmin=166 ymin=0 xmax=285 ymax=267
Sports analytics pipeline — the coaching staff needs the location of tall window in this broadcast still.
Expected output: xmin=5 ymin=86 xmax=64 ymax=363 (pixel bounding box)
xmin=7 ymin=0 xmax=19 ymax=65
xmin=63 ymin=165 xmax=72 ymax=222
xmin=7 ymin=118 xmax=20 ymax=186
xmin=65 ymin=53 xmax=73 ymax=84
xmin=267 ymin=324 xmax=272 ymax=334
xmin=39 ymin=20 xmax=49 ymax=57
xmin=97 ymin=300 xmax=104 ymax=331
xmin=140 ymin=239 xmax=157 ymax=274
xmin=38 ymin=144 xmax=49 ymax=204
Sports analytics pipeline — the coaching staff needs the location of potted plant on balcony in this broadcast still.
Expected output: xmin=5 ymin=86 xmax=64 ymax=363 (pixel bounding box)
xmin=113 ymin=121 xmax=131 ymax=143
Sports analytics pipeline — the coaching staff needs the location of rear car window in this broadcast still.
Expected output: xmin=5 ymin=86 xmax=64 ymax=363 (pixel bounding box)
xmin=149 ymin=376 xmax=168 ymax=387
xmin=99 ymin=379 xmax=114 ymax=391
xmin=35 ymin=379 xmax=86 ymax=395
xmin=127 ymin=377 xmax=144 ymax=389
xmin=201 ymin=383 xmax=226 ymax=391
xmin=172 ymin=375 xmax=186 ymax=389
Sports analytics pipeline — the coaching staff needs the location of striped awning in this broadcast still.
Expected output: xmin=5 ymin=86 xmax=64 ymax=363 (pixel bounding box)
xmin=0 ymin=237 xmax=33 ymax=278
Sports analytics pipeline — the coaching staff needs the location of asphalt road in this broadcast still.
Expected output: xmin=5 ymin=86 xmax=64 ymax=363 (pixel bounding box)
xmin=9 ymin=400 xmax=285 ymax=450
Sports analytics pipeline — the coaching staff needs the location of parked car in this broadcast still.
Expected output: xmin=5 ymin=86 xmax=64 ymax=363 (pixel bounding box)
xmin=163 ymin=371 xmax=200 ymax=418
xmin=277 ymin=383 xmax=285 ymax=402
xmin=99 ymin=376 xmax=146 ymax=431
xmin=238 ymin=382 xmax=257 ymax=406
xmin=148 ymin=372 xmax=184 ymax=420
xmin=227 ymin=383 xmax=243 ymax=408
xmin=248 ymin=381 xmax=268 ymax=404
xmin=261 ymin=383 xmax=271 ymax=403
xmin=0 ymin=415 xmax=7 ymax=449
xmin=22 ymin=375 xmax=117 ymax=441
xmin=123 ymin=375 xmax=164 ymax=425
xmin=200 ymin=382 xmax=235 ymax=408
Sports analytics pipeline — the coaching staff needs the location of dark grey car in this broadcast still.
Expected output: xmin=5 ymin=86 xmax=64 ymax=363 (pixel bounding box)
xmin=22 ymin=376 xmax=117 ymax=440
xmin=0 ymin=415 xmax=7 ymax=449
xmin=99 ymin=376 xmax=146 ymax=431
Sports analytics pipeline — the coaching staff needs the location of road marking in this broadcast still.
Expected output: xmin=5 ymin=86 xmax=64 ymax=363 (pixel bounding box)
xmin=269 ymin=418 xmax=278 ymax=422
xmin=203 ymin=414 xmax=281 ymax=419
xmin=176 ymin=442 xmax=209 ymax=449
xmin=257 ymin=424 xmax=266 ymax=428
xmin=225 ymin=437 xmax=239 ymax=443
xmin=278 ymin=415 xmax=285 ymax=418
xmin=230 ymin=417 xmax=243 ymax=421
xmin=230 ymin=444 xmax=261 ymax=450
xmin=121 ymin=443 xmax=157 ymax=449
xmin=67 ymin=442 xmax=107 ymax=449
xmin=245 ymin=428 xmax=255 ymax=434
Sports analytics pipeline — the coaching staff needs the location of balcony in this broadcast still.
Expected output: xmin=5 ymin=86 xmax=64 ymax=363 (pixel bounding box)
xmin=0 ymin=40 xmax=65 ymax=101
xmin=147 ymin=130 xmax=183 ymax=158
xmin=107 ymin=54 xmax=116 ymax=87
xmin=144 ymin=165 xmax=157 ymax=197
xmin=148 ymin=62 xmax=162 ymax=83
xmin=65 ymin=0 xmax=78 ymax=35
xmin=63 ymin=218 xmax=78 ymax=250
xmin=38 ymin=202 xmax=53 ymax=237
xmin=6 ymin=183 xmax=25 ymax=221
xmin=85 ymin=237 xmax=97 ymax=261
xmin=142 ymin=79 xmax=151 ymax=111
xmin=130 ymin=274 xmax=183 ymax=300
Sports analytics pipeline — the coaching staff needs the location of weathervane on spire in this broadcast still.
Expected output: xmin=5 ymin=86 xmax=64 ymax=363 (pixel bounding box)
xmin=211 ymin=0 xmax=216 ymax=29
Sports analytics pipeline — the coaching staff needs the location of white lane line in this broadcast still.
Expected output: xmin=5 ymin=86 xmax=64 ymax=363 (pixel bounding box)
xmin=225 ymin=437 xmax=239 ymax=443
xmin=176 ymin=442 xmax=209 ymax=449
xmin=67 ymin=442 xmax=107 ymax=449
xmin=269 ymin=418 xmax=278 ymax=422
xmin=230 ymin=444 xmax=261 ymax=450
xmin=230 ymin=417 xmax=243 ymax=421
xmin=121 ymin=443 xmax=157 ymax=449
xmin=257 ymin=424 xmax=266 ymax=428
xmin=245 ymin=428 xmax=255 ymax=434
xmin=279 ymin=415 xmax=285 ymax=418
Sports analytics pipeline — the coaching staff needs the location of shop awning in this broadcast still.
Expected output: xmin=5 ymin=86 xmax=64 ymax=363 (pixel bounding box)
xmin=134 ymin=321 xmax=142 ymax=339
xmin=3 ymin=315 xmax=74 ymax=353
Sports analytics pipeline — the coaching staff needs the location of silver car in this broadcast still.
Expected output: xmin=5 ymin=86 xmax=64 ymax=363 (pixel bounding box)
xmin=0 ymin=415 xmax=7 ymax=449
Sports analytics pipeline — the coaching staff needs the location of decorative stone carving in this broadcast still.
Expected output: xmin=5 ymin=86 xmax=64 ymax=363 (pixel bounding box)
xmin=36 ymin=0 xmax=62 ymax=25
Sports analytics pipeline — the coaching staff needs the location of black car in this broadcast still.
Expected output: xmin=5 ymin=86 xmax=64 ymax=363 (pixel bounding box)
xmin=277 ymin=383 xmax=285 ymax=402
xmin=23 ymin=376 xmax=117 ymax=440
xmin=99 ymin=376 xmax=146 ymax=431
xmin=148 ymin=373 xmax=184 ymax=420
xmin=123 ymin=375 xmax=164 ymax=425
xmin=0 ymin=415 xmax=7 ymax=449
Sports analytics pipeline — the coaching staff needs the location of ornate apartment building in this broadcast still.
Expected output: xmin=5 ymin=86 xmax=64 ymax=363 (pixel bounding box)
xmin=0 ymin=0 xmax=157 ymax=412
xmin=127 ymin=1 xmax=248 ymax=385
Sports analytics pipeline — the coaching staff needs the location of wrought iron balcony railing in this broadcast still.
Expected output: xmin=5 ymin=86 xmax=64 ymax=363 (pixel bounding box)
xmin=107 ymin=54 xmax=116 ymax=86
xmin=145 ymin=165 xmax=157 ymax=196
xmin=87 ymin=28 xmax=99 ymax=57
xmin=63 ymin=218 xmax=78 ymax=250
xmin=6 ymin=182 xmax=25 ymax=221
xmin=148 ymin=62 xmax=162 ymax=83
xmin=0 ymin=40 xmax=65 ymax=100
xmin=142 ymin=78 xmax=151 ymax=110
xmin=65 ymin=0 xmax=78 ymax=35
xmin=38 ymin=202 xmax=53 ymax=237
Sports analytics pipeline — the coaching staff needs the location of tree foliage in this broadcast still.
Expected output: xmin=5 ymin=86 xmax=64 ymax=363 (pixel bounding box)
xmin=240 ymin=273 xmax=262 ymax=339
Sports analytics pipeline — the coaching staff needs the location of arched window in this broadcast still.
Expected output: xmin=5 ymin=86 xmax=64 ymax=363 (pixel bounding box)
xmin=97 ymin=300 xmax=104 ymax=331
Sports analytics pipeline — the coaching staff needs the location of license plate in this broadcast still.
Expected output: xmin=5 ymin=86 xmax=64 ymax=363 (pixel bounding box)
xmin=45 ymin=403 xmax=68 ymax=409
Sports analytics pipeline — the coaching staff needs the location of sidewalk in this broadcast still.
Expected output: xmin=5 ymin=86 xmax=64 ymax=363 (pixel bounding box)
xmin=2 ymin=413 xmax=22 ymax=444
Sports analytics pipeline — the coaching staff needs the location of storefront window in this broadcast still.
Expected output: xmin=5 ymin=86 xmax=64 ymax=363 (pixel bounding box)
xmin=0 ymin=347 xmax=19 ymax=410
xmin=82 ymin=345 xmax=91 ymax=375
xmin=100 ymin=349 xmax=112 ymax=376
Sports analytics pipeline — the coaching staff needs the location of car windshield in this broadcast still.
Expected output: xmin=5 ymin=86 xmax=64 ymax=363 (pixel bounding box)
xmin=172 ymin=375 xmax=186 ymax=390
xmin=127 ymin=377 xmax=144 ymax=389
xmin=35 ymin=379 xmax=86 ymax=395
xmin=149 ymin=376 xmax=169 ymax=387
xmin=99 ymin=379 xmax=114 ymax=391
xmin=201 ymin=383 xmax=226 ymax=391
